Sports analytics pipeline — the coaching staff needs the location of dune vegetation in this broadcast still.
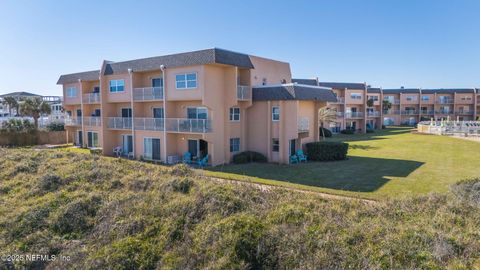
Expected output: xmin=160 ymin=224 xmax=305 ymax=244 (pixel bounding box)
xmin=0 ymin=148 xmax=480 ymax=269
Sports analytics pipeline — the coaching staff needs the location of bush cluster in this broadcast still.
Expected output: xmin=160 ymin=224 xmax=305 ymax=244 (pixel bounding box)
xmin=305 ymin=141 xmax=349 ymax=161
xmin=46 ymin=122 xmax=65 ymax=131
xmin=319 ymin=127 xmax=332 ymax=138
xmin=232 ymin=151 xmax=267 ymax=164
xmin=340 ymin=129 xmax=355 ymax=134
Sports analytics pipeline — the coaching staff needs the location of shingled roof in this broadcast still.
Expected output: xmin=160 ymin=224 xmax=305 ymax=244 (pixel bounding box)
xmin=0 ymin=92 xmax=41 ymax=98
xmin=103 ymin=48 xmax=254 ymax=75
xmin=292 ymin=78 xmax=318 ymax=86
xmin=253 ymin=83 xmax=337 ymax=102
xmin=383 ymin=88 xmax=420 ymax=94
xmin=367 ymin=87 xmax=382 ymax=93
xmin=57 ymin=70 xmax=100 ymax=84
xmin=318 ymin=82 xmax=366 ymax=90
xmin=421 ymin=88 xmax=476 ymax=94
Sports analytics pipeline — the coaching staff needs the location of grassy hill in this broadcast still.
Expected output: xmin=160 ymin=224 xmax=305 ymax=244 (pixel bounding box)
xmin=1 ymin=148 xmax=480 ymax=269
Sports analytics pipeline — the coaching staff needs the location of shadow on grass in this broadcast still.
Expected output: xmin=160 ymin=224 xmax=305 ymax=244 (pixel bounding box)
xmin=209 ymin=156 xmax=423 ymax=192
xmin=329 ymin=127 xmax=413 ymax=143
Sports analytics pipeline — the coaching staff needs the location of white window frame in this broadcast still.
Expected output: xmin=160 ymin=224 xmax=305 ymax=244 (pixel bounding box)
xmin=272 ymin=106 xmax=280 ymax=121
xmin=229 ymin=107 xmax=240 ymax=122
xmin=175 ymin=72 xmax=197 ymax=89
xmin=350 ymin=93 xmax=362 ymax=100
xmin=230 ymin=138 xmax=240 ymax=153
xmin=421 ymin=95 xmax=430 ymax=101
xmin=109 ymin=79 xmax=125 ymax=93
xmin=67 ymin=87 xmax=77 ymax=98
xmin=87 ymin=131 xmax=99 ymax=148
xmin=406 ymin=96 xmax=417 ymax=101
xmin=272 ymin=138 xmax=280 ymax=152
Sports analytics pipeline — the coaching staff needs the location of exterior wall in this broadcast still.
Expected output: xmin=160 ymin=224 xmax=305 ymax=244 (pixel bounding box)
xmin=63 ymin=82 xmax=82 ymax=105
xmin=249 ymin=56 xmax=292 ymax=86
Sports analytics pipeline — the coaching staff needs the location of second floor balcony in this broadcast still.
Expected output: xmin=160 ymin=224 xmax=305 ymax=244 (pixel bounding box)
xmin=65 ymin=117 xmax=82 ymax=126
xmin=133 ymin=87 xmax=164 ymax=101
xmin=237 ymin=85 xmax=251 ymax=100
xmin=435 ymin=110 xmax=454 ymax=115
xmin=107 ymin=117 xmax=132 ymax=130
xmin=298 ymin=117 xmax=309 ymax=132
xmin=420 ymin=110 xmax=435 ymax=115
xmin=367 ymin=111 xmax=380 ymax=117
xmin=383 ymin=110 xmax=400 ymax=115
xmin=345 ymin=112 xmax=363 ymax=118
xmin=83 ymin=117 xmax=102 ymax=127
xmin=401 ymin=110 xmax=418 ymax=115
xmin=82 ymin=93 xmax=100 ymax=104
xmin=165 ymin=118 xmax=212 ymax=133
xmin=437 ymin=98 xmax=454 ymax=104
xmin=134 ymin=118 xmax=164 ymax=131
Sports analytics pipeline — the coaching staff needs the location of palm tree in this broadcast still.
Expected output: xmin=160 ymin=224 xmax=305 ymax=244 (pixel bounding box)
xmin=1 ymin=96 xmax=18 ymax=116
xmin=382 ymin=100 xmax=392 ymax=113
xmin=19 ymin=97 xmax=51 ymax=129
xmin=318 ymin=107 xmax=336 ymax=140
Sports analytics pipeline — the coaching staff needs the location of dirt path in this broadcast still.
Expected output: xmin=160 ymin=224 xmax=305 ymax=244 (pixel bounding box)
xmin=202 ymin=175 xmax=377 ymax=204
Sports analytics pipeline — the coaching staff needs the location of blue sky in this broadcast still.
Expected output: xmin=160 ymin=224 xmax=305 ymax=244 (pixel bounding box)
xmin=1 ymin=0 xmax=479 ymax=96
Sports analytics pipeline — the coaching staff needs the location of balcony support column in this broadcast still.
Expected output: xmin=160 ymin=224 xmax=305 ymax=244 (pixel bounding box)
xmin=79 ymin=79 xmax=85 ymax=148
xmin=128 ymin=69 xmax=135 ymax=158
xmin=161 ymin=65 xmax=167 ymax=163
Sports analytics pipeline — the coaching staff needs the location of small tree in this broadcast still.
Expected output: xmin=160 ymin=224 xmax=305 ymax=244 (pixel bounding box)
xmin=1 ymin=96 xmax=18 ymax=116
xmin=382 ymin=100 xmax=392 ymax=112
xmin=19 ymin=97 xmax=51 ymax=130
xmin=1 ymin=118 xmax=35 ymax=132
xmin=367 ymin=98 xmax=374 ymax=107
xmin=318 ymin=107 xmax=336 ymax=140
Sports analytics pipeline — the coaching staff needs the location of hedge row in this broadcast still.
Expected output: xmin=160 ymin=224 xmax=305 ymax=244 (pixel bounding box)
xmin=305 ymin=141 xmax=349 ymax=161
xmin=232 ymin=151 xmax=267 ymax=164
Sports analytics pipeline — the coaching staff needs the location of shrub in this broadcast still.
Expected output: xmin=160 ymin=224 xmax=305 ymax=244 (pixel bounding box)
xmin=305 ymin=141 xmax=349 ymax=161
xmin=46 ymin=122 xmax=64 ymax=131
xmin=232 ymin=151 xmax=267 ymax=164
xmin=340 ymin=129 xmax=355 ymax=135
xmin=319 ymin=128 xmax=332 ymax=138
xmin=366 ymin=129 xmax=375 ymax=133
xmin=1 ymin=118 xmax=34 ymax=133
xmin=51 ymin=195 xmax=101 ymax=237
xmin=38 ymin=173 xmax=62 ymax=192
xmin=168 ymin=177 xmax=194 ymax=194
xmin=382 ymin=125 xmax=386 ymax=129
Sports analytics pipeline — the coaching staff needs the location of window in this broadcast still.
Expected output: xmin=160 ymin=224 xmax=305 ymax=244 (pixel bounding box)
xmin=272 ymin=106 xmax=280 ymax=121
xmin=350 ymin=93 xmax=362 ymax=100
xmin=187 ymin=107 xmax=208 ymax=119
xmin=109 ymin=80 xmax=125 ymax=93
xmin=230 ymin=138 xmax=240 ymax=152
xmin=272 ymin=138 xmax=279 ymax=152
xmin=93 ymin=86 xmax=100 ymax=93
xmin=153 ymin=108 xmax=164 ymax=118
xmin=229 ymin=107 xmax=240 ymax=121
xmin=367 ymin=95 xmax=379 ymax=101
xmin=87 ymin=132 xmax=99 ymax=148
xmin=176 ymin=73 xmax=197 ymax=89
xmin=421 ymin=95 xmax=430 ymax=101
xmin=406 ymin=96 xmax=417 ymax=101
xmin=66 ymin=87 xmax=77 ymax=97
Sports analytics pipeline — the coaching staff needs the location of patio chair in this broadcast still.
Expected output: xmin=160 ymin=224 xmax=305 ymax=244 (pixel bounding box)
xmin=296 ymin=150 xmax=308 ymax=162
xmin=290 ymin=155 xmax=299 ymax=164
xmin=113 ymin=146 xmax=122 ymax=158
xmin=182 ymin=152 xmax=192 ymax=164
xmin=197 ymin=155 xmax=209 ymax=167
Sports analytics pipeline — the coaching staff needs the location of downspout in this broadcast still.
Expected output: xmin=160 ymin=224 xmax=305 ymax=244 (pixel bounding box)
xmin=160 ymin=65 xmax=167 ymax=163
xmin=128 ymin=69 xmax=135 ymax=158
xmin=79 ymin=79 xmax=85 ymax=147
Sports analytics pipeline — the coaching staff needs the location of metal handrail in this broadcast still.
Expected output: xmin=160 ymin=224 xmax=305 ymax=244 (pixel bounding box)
xmin=107 ymin=117 xmax=132 ymax=129
xmin=134 ymin=117 xmax=165 ymax=131
xmin=83 ymin=117 xmax=102 ymax=126
xmin=133 ymin=87 xmax=164 ymax=101
xmin=82 ymin=93 xmax=100 ymax=103
xmin=165 ymin=118 xmax=212 ymax=133
xmin=237 ymin=85 xmax=251 ymax=100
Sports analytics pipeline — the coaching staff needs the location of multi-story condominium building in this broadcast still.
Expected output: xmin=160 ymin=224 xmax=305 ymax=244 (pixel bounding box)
xmin=58 ymin=48 xmax=336 ymax=165
xmin=292 ymin=79 xmax=479 ymax=130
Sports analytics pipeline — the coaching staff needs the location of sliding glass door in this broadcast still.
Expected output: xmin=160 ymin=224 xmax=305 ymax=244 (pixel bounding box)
xmin=143 ymin=138 xmax=161 ymax=160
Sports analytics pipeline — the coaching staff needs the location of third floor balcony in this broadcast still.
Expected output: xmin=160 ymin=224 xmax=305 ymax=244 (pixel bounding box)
xmin=345 ymin=112 xmax=363 ymax=118
xmin=83 ymin=93 xmax=100 ymax=104
xmin=237 ymin=85 xmax=251 ymax=100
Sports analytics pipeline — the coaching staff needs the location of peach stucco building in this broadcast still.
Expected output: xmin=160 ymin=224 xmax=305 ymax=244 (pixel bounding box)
xmin=58 ymin=48 xmax=336 ymax=165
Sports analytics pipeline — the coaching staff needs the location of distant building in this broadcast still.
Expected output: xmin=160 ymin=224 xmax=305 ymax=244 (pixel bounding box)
xmin=0 ymin=91 xmax=62 ymax=117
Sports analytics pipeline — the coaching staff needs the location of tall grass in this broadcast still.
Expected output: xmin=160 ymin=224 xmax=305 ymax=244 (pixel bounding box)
xmin=0 ymin=148 xmax=479 ymax=269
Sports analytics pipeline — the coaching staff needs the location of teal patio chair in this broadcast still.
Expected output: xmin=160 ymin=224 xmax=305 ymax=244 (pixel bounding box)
xmin=197 ymin=155 xmax=209 ymax=167
xmin=296 ymin=150 xmax=308 ymax=162
xmin=182 ymin=152 xmax=192 ymax=164
xmin=290 ymin=155 xmax=299 ymax=164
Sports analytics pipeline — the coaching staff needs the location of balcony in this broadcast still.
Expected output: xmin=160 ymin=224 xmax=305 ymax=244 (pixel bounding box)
xmin=237 ymin=85 xmax=251 ymax=100
xmin=437 ymin=99 xmax=454 ymax=104
xmin=65 ymin=118 xmax=82 ymax=126
xmin=393 ymin=100 xmax=400 ymax=105
xmin=345 ymin=112 xmax=363 ymax=118
xmin=298 ymin=117 xmax=309 ymax=132
xmin=435 ymin=111 xmax=454 ymax=115
xmin=134 ymin=118 xmax=165 ymax=131
xmin=455 ymin=111 xmax=474 ymax=115
xmin=330 ymin=97 xmax=345 ymax=104
xmin=165 ymin=118 xmax=212 ymax=133
xmin=107 ymin=117 xmax=132 ymax=130
xmin=401 ymin=111 xmax=418 ymax=115
xmin=383 ymin=110 xmax=400 ymax=115
xmin=367 ymin=111 xmax=380 ymax=117
xmin=335 ymin=111 xmax=344 ymax=117
xmin=82 ymin=93 xmax=100 ymax=104
xmin=420 ymin=110 xmax=435 ymax=115
xmin=133 ymin=87 xmax=163 ymax=101
xmin=83 ymin=117 xmax=102 ymax=127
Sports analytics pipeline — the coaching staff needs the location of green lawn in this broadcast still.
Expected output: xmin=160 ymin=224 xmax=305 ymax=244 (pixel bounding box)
xmin=206 ymin=127 xmax=480 ymax=199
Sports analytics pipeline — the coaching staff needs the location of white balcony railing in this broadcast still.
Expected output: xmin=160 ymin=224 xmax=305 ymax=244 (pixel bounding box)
xmin=165 ymin=118 xmax=212 ymax=133
xmin=298 ymin=117 xmax=309 ymax=132
xmin=367 ymin=111 xmax=380 ymax=117
xmin=82 ymin=93 xmax=100 ymax=104
xmin=107 ymin=117 xmax=132 ymax=129
xmin=437 ymin=98 xmax=454 ymax=104
xmin=401 ymin=111 xmax=418 ymax=115
xmin=345 ymin=112 xmax=364 ymax=118
xmin=330 ymin=97 xmax=345 ymax=104
xmin=237 ymin=85 xmax=251 ymax=100
xmin=65 ymin=118 xmax=82 ymax=126
xmin=83 ymin=117 xmax=102 ymax=127
xmin=335 ymin=111 xmax=344 ymax=117
xmin=383 ymin=110 xmax=400 ymax=115
xmin=134 ymin=118 xmax=165 ymax=131
xmin=133 ymin=87 xmax=164 ymax=101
